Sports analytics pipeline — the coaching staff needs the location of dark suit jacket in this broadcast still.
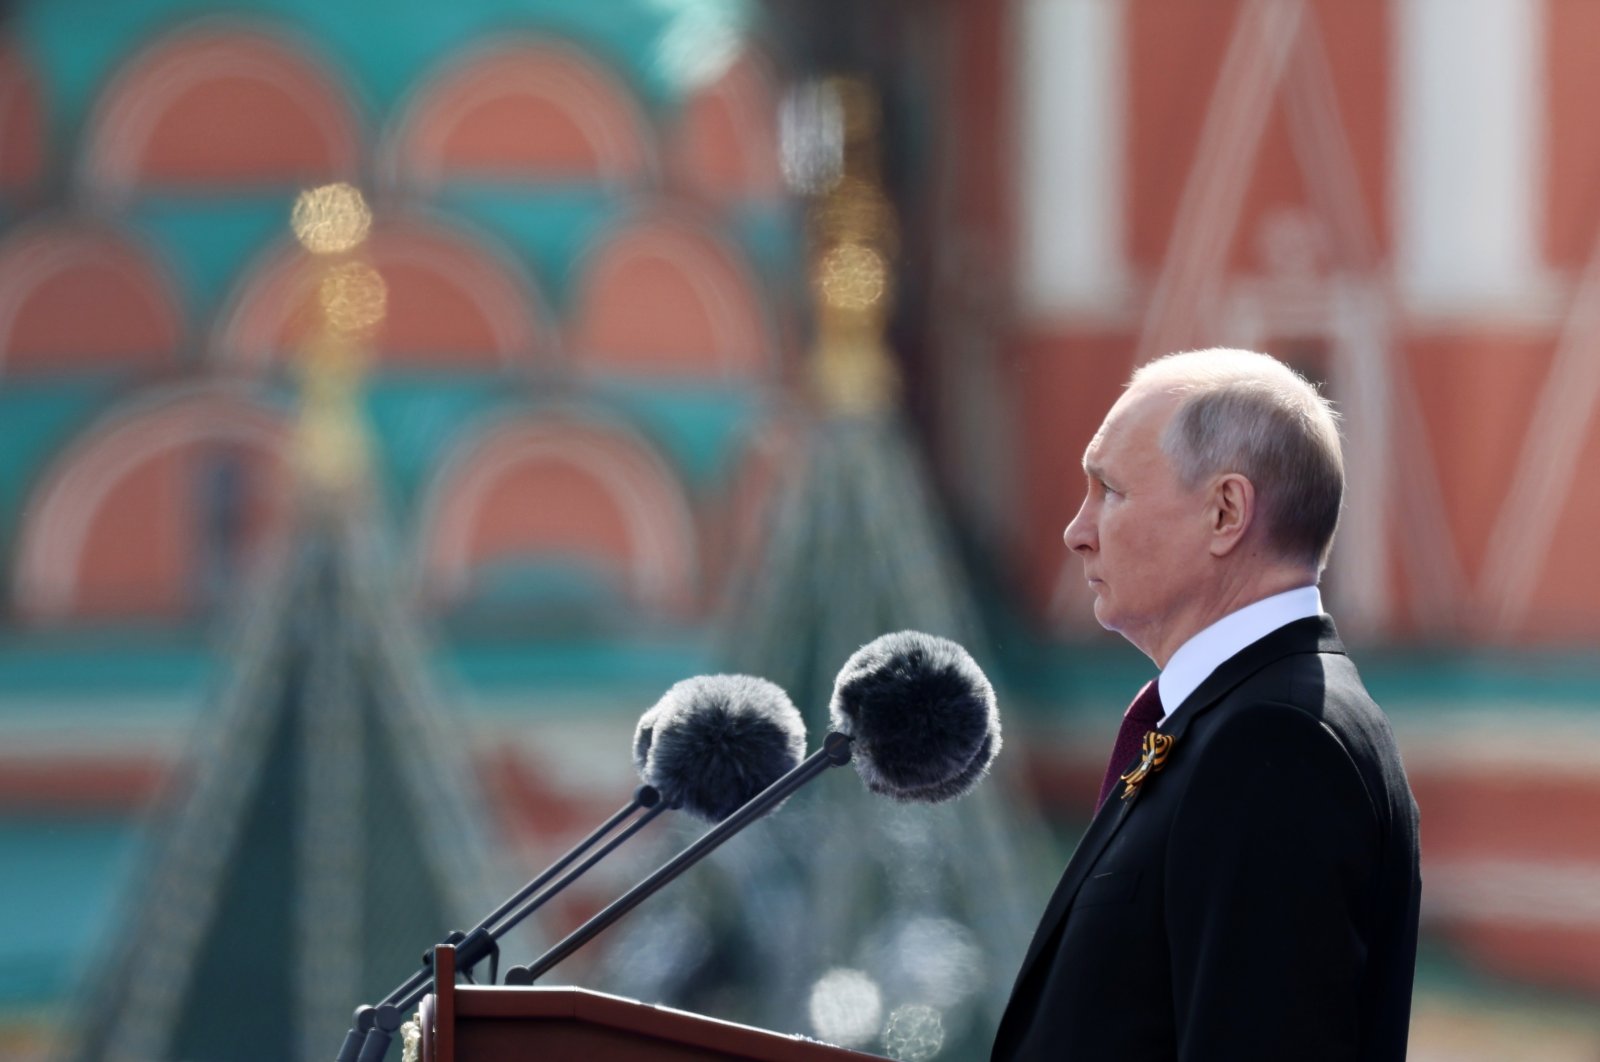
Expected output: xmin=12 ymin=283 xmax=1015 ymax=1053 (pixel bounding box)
xmin=993 ymin=616 xmax=1421 ymax=1061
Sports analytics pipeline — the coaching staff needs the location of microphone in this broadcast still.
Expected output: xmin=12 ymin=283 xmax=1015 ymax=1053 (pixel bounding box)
xmin=638 ymin=674 xmax=809 ymax=821
xmin=502 ymin=631 xmax=1000 ymax=986
xmin=829 ymin=629 xmax=1001 ymax=803
xmin=336 ymin=675 xmax=806 ymax=1062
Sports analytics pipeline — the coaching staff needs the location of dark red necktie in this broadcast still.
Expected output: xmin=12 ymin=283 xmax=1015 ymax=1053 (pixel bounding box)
xmin=1095 ymin=680 xmax=1164 ymax=812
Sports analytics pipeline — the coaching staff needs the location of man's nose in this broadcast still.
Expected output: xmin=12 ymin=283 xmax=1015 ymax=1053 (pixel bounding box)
xmin=1063 ymin=501 xmax=1095 ymax=552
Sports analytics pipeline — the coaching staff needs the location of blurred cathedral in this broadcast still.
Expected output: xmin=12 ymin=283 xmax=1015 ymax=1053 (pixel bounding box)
xmin=4 ymin=1 xmax=1600 ymax=1060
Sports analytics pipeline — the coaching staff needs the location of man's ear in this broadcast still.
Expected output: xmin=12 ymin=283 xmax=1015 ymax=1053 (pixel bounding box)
xmin=1208 ymin=473 xmax=1254 ymax=557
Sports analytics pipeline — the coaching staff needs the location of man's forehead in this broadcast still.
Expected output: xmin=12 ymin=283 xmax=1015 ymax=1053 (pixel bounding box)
xmin=1082 ymin=388 xmax=1175 ymax=468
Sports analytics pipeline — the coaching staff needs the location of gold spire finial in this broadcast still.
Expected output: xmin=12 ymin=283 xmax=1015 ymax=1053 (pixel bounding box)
xmin=289 ymin=183 xmax=383 ymax=493
xmin=797 ymin=77 xmax=901 ymax=415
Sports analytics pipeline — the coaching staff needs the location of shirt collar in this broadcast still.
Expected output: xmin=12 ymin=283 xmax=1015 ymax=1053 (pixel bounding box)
xmin=1156 ymin=585 xmax=1322 ymax=725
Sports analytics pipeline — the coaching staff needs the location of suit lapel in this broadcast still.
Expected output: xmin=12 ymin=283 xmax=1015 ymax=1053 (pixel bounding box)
xmin=1009 ymin=785 xmax=1139 ymax=986
xmin=1006 ymin=616 xmax=1343 ymax=1007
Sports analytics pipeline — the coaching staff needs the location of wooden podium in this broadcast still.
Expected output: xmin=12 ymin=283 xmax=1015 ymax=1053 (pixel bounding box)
xmin=421 ymin=945 xmax=890 ymax=1061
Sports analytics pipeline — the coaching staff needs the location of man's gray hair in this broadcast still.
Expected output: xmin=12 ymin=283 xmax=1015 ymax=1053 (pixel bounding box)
xmin=1131 ymin=348 xmax=1344 ymax=569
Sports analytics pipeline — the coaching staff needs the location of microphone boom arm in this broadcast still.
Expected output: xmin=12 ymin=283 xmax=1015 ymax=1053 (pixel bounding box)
xmin=506 ymin=732 xmax=854 ymax=985
xmin=336 ymin=784 xmax=666 ymax=1062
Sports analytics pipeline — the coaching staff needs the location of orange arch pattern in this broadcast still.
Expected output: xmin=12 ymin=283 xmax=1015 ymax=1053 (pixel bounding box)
xmin=11 ymin=385 xmax=294 ymax=624
xmin=418 ymin=409 xmax=700 ymax=616
xmin=0 ymin=221 xmax=183 ymax=376
xmin=0 ymin=40 xmax=46 ymax=196
xmin=386 ymin=38 xmax=654 ymax=187
xmin=665 ymin=49 xmax=785 ymax=202
xmin=80 ymin=25 xmax=361 ymax=194
xmin=568 ymin=209 xmax=774 ymax=380
xmin=215 ymin=213 xmax=549 ymax=373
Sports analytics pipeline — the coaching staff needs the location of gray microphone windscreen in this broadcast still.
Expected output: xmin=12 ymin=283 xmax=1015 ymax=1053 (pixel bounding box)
xmin=829 ymin=631 xmax=1001 ymax=802
xmin=638 ymin=675 xmax=807 ymax=821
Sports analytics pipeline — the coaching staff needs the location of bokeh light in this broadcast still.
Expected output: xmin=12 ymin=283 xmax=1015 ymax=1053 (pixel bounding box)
xmin=816 ymin=243 xmax=888 ymax=313
xmin=291 ymin=182 xmax=372 ymax=255
xmin=780 ymin=80 xmax=844 ymax=195
xmin=807 ymin=967 xmax=883 ymax=1048
xmin=882 ymin=1003 xmax=944 ymax=1062
xmin=652 ymin=0 xmax=746 ymax=90
xmin=318 ymin=260 xmax=387 ymax=338
xmin=870 ymin=915 xmax=985 ymax=1007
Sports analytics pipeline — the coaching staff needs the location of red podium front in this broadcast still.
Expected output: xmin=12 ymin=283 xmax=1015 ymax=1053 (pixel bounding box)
xmin=421 ymin=945 xmax=889 ymax=1062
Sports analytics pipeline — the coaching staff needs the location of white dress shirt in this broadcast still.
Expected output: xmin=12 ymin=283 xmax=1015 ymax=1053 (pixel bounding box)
xmin=1156 ymin=585 xmax=1322 ymax=727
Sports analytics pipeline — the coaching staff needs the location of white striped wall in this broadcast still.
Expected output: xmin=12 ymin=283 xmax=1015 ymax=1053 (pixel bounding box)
xmin=1013 ymin=0 xmax=1129 ymax=318
xmin=1393 ymin=0 xmax=1547 ymax=314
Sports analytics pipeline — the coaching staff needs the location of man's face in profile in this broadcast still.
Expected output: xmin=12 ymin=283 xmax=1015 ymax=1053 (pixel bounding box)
xmin=1063 ymin=389 xmax=1211 ymax=660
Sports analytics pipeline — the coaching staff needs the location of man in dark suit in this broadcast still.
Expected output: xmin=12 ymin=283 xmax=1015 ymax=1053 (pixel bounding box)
xmin=993 ymin=349 xmax=1421 ymax=1061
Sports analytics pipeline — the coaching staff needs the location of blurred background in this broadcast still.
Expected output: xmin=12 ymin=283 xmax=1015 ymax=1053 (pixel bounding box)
xmin=2 ymin=0 xmax=1599 ymax=1058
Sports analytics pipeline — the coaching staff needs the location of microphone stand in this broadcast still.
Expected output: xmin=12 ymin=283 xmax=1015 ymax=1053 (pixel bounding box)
xmin=504 ymin=732 xmax=854 ymax=985
xmin=335 ymin=784 xmax=669 ymax=1062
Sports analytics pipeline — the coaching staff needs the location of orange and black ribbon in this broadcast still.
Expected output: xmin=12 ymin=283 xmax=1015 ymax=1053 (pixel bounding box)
xmin=1120 ymin=731 xmax=1176 ymax=801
